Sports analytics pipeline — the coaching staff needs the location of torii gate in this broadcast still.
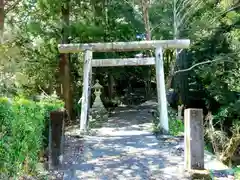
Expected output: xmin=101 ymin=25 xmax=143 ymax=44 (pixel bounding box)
xmin=58 ymin=39 xmax=190 ymax=133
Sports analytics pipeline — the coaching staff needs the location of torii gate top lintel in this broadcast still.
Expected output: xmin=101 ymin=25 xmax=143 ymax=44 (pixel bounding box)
xmin=58 ymin=39 xmax=190 ymax=53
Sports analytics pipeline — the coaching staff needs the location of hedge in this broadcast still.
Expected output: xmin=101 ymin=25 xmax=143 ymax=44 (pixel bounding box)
xmin=0 ymin=96 xmax=64 ymax=178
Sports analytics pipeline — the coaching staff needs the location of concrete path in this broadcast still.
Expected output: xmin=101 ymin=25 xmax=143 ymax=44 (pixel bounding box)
xmin=50 ymin=104 xmax=227 ymax=180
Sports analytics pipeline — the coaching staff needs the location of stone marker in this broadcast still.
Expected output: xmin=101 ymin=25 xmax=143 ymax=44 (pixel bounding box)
xmin=184 ymin=108 xmax=204 ymax=170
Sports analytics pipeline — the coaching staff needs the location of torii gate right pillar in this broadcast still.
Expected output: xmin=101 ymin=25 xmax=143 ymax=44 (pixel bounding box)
xmin=155 ymin=46 xmax=169 ymax=132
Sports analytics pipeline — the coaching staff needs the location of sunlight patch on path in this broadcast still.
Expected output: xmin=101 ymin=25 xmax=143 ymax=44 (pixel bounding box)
xmin=58 ymin=104 xmax=227 ymax=180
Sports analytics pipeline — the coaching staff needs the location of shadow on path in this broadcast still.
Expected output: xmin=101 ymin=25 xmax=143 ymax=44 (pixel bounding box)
xmin=49 ymin=103 xmax=227 ymax=180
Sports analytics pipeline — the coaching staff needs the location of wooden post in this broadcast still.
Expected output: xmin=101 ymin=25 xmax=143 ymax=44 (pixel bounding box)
xmin=80 ymin=49 xmax=92 ymax=132
xmin=184 ymin=108 xmax=204 ymax=170
xmin=177 ymin=104 xmax=184 ymax=120
xmin=49 ymin=110 xmax=65 ymax=169
xmin=155 ymin=46 xmax=169 ymax=133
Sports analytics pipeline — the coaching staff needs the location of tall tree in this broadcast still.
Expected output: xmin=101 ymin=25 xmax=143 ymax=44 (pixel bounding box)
xmin=0 ymin=0 xmax=4 ymax=42
xmin=141 ymin=0 xmax=151 ymax=40
xmin=141 ymin=0 xmax=152 ymax=99
xmin=167 ymin=0 xmax=203 ymax=89
xmin=0 ymin=0 xmax=22 ymax=43
xmin=60 ymin=0 xmax=72 ymax=120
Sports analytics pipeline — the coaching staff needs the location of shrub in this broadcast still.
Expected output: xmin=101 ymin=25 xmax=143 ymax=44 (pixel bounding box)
xmin=235 ymin=167 xmax=240 ymax=179
xmin=169 ymin=119 xmax=184 ymax=136
xmin=0 ymin=96 xmax=63 ymax=178
xmin=152 ymin=106 xmax=184 ymax=136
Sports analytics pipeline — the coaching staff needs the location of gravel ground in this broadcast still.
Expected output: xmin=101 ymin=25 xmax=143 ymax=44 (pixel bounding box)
xmin=49 ymin=103 xmax=229 ymax=180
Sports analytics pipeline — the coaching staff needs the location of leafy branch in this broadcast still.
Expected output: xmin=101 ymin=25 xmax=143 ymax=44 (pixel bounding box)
xmin=4 ymin=0 xmax=22 ymax=15
xmin=174 ymin=59 xmax=236 ymax=75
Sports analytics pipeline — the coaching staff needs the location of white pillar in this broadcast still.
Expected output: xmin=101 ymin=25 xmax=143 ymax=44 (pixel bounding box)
xmin=80 ymin=49 xmax=92 ymax=132
xmin=155 ymin=46 xmax=169 ymax=133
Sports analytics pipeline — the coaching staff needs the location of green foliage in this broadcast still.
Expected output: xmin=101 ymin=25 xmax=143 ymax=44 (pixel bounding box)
xmin=152 ymin=107 xmax=184 ymax=136
xmin=169 ymin=119 xmax=184 ymax=136
xmin=0 ymin=0 xmax=239 ymax=166
xmin=0 ymin=96 xmax=63 ymax=178
xmin=152 ymin=117 xmax=184 ymax=136
xmin=173 ymin=1 xmax=240 ymax=161
xmin=235 ymin=167 xmax=240 ymax=179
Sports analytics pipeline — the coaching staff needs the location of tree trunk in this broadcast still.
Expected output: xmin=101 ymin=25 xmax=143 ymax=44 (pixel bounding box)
xmin=105 ymin=0 xmax=114 ymax=101
xmin=141 ymin=0 xmax=151 ymax=41
xmin=141 ymin=0 xmax=152 ymax=99
xmin=0 ymin=0 xmax=4 ymax=43
xmin=166 ymin=0 xmax=179 ymax=89
xmin=60 ymin=0 xmax=73 ymax=122
xmin=108 ymin=73 xmax=114 ymax=100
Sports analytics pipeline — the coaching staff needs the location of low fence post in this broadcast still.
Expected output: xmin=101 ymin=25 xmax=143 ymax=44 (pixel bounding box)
xmin=49 ymin=110 xmax=65 ymax=169
xmin=184 ymin=108 xmax=204 ymax=170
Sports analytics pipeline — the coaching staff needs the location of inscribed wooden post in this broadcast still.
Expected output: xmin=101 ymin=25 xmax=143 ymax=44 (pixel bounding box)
xmin=184 ymin=108 xmax=204 ymax=170
xmin=80 ymin=50 xmax=92 ymax=132
xmin=155 ymin=46 xmax=169 ymax=133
